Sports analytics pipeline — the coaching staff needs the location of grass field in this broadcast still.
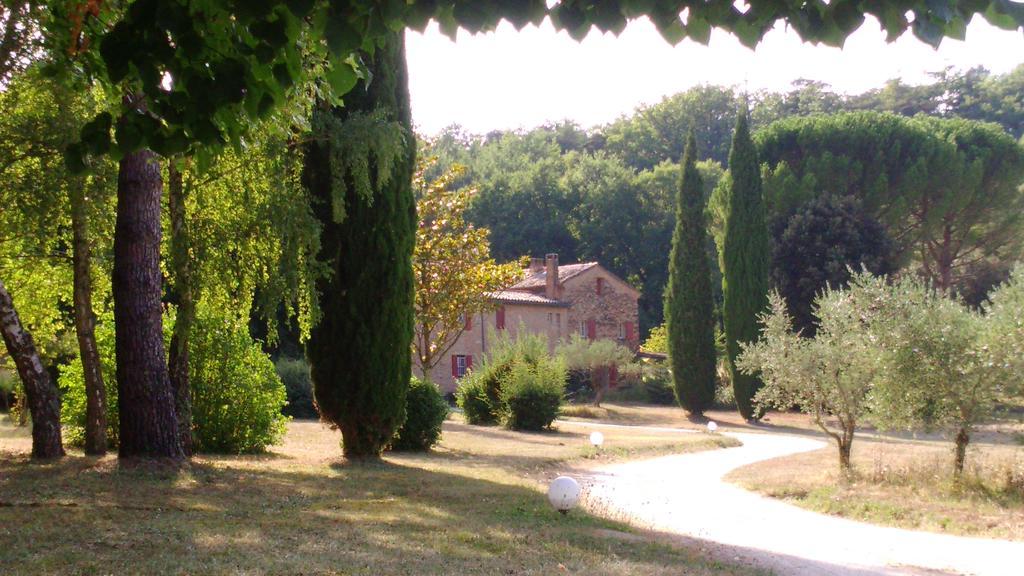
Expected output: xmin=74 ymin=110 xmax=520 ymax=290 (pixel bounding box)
xmin=0 ymin=414 xmax=755 ymax=575
xmin=726 ymin=434 xmax=1024 ymax=540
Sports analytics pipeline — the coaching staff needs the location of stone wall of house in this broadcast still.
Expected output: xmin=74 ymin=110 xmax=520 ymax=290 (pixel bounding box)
xmin=423 ymin=303 xmax=568 ymax=394
xmin=563 ymin=268 xmax=640 ymax=350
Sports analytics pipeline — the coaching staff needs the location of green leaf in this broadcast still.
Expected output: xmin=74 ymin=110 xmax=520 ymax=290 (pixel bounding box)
xmin=686 ymin=15 xmax=712 ymax=45
xmin=325 ymin=59 xmax=359 ymax=98
xmin=325 ymin=15 xmax=361 ymax=57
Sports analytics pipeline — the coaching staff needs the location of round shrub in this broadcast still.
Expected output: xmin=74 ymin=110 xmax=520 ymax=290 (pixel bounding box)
xmin=275 ymin=357 xmax=317 ymax=418
xmin=501 ymin=360 xmax=565 ymax=431
xmin=190 ymin=308 xmax=289 ymax=453
xmin=455 ymin=356 xmax=512 ymax=425
xmin=390 ymin=378 xmax=449 ymax=451
xmin=456 ymin=374 xmax=496 ymax=425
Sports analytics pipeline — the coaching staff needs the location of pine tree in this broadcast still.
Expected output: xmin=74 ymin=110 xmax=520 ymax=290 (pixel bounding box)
xmin=722 ymin=105 xmax=771 ymax=421
xmin=665 ymin=130 xmax=717 ymax=416
xmin=304 ymin=32 xmax=416 ymax=459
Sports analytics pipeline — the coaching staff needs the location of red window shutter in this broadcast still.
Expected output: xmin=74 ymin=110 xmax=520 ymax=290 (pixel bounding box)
xmin=596 ymin=278 xmax=603 ymax=295
xmin=466 ymin=355 xmax=473 ymax=370
xmin=610 ymin=365 xmax=619 ymax=388
xmin=626 ymin=322 xmax=635 ymax=342
xmin=451 ymin=355 xmax=458 ymax=377
xmin=465 ymin=314 xmax=472 ymax=331
xmin=586 ymin=319 xmax=596 ymax=340
xmin=496 ymin=307 xmax=505 ymax=330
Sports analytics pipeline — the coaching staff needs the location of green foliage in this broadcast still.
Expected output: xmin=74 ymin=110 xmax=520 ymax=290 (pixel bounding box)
xmin=275 ymin=357 xmax=317 ymax=418
xmin=58 ymin=313 xmax=120 ymax=446
xmin=59 ymin=0 xmax=1016 ymax=165
xmin=189 ymin=308 xmax=289 ymax=454
xmin=666 ymin=131 xmax=717 ymax=415
xmin=639 ymin=362 xmax=677 ymax=405
xmin=756 ymin=112 xmax=1024 ymax=293
xmin=390 ymin=377 xmax=449 ymax=451
xmin=500 ymin=360 xmax=565 ymax=432
xmin=869 ymin=272 xmax=1024 ymax=474
xmin=412 ymin=154 xmax=522 ymax=379
xmin=603 ymin=85 xmax=739 ymax=168
xmin=60 ymin=306 xmax=289 ymax=454
xmin=771 ymin=195 xmax=896 ymax=335
xmin=557 ymin=335 xmax=633 ymax=405
xmin=640 ymin=324 xmax=668 ymax=354
xmin=457 ymin=330 xmax=565 ymax=429
xmin=456 ymin=374 xmax=501 ymax=426
xmin=313 ymin=109 xmax=407 ymax=223
xmin=721 ymin=107 xmax=771 ymax=420
xmin=305 ymin=33 xmax=416 ymax=458
xmin=738 ymin=282 xmax=886 ymax=469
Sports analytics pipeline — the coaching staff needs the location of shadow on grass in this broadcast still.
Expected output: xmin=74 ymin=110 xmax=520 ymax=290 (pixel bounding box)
xmin=0 ymin=447 xmax=946 ymax=576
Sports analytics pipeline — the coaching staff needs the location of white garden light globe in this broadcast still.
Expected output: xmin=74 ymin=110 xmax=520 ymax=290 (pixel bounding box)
xmin=547 ymin=476 xmax=581 ymax=514
xmin=707 ymin=421 xmax=718 ymax=433
xmin=589 ymin=431 xmax=604 ymax=447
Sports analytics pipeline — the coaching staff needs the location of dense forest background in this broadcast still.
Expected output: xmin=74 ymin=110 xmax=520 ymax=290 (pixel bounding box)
xmin=422 ymin=65 xmax=1024 ymax=335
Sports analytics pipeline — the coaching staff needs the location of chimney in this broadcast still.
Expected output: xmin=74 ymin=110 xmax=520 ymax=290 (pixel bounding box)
xmin=529 ymin=257 xmax=545 ymax=274
xmin=545 ymin=253 xmax=559 ymax=299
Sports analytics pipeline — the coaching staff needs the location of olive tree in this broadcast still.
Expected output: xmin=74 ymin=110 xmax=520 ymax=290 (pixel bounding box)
xmin=738 ymin=278 xmax=886 ymax=471
xmin=873 ymin=273 xmax=1023 ymax=477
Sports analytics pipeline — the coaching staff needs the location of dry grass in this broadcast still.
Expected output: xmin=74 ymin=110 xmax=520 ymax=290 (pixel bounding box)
xmin=0 ymin=414 xmax=755 ymax=576
xmin=727 ymin=435 xmax=1024 ymax=540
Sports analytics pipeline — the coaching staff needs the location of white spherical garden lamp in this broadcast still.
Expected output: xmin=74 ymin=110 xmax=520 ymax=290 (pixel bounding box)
xmin=707 ymin=421 xmax=718 ymax=433
xmin=589 ymin=431 xmax=604 ymax=448
xmin=547 ymin=476 xmax=581 ymax=515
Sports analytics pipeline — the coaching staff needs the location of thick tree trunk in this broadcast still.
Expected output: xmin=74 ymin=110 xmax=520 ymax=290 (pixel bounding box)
xmin=113 ymin=103 xmax=184 ymax=459
xmin=0 ymin=277 xmax=64 ymax=459
xmin=167 ymin=162 xmax=194 ymax=456
xmin=954 ymin=426 xmax=969 ymax=477
xmin=70 ymin=185 xmax=108 ymax=456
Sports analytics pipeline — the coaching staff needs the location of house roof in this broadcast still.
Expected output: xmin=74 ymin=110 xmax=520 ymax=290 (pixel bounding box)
xmin=510 ymin=262 xmax=599 ymax=290
xmin=489 ymin=290 xmax=570 ymax=307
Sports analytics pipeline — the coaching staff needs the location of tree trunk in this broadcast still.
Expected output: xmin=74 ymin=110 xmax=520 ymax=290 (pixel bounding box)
xmin=0 ymin=277 xmax=64 ymax=459
xmin=167 ymin=162 xmax=194 ymax=456
xmin=113 ymin=99 xmax=184 ymax=459
xmin=71 ymin=184 xmax=108 ymax=456
xmin=837 ymin=422 xmax=855 ymax=475
xmin=592 ymin=366 xmax=609 ymax=407
xmin=954 ymin=426 xmax=969 ymax=477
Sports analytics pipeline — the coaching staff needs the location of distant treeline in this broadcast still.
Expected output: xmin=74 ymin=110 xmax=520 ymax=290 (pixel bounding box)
xmin=424 ymin=65 xmax=1024 ymax=335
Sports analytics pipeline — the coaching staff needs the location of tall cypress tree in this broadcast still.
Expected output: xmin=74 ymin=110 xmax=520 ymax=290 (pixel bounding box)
xmin=666 ymin=130 xmax=717 ymax=416
xmin=304 ymin=32 xmax=416 ymax=458
xmin=722 ymin=105 xmax=771 ymax=421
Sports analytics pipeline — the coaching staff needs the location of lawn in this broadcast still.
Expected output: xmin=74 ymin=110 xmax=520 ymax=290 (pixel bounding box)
xmin=726 ymin=434 xmax=1024 ymax=541
xmin=0 ymin=414 xmax=755 ymax=576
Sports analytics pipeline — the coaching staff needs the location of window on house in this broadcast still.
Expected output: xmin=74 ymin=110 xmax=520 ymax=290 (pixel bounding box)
xmin=547 ymin=312 xmax=553 ymax=324
xmin=556 ymin=313 xmax=561 ymax=329
xmin=452 ymin=354 xmax=472 ymax=378
xmin=578 ymin=321 xmax=587 ymax=338
xmin=618 ymin=323 xmax=626 ymax=340
xmin=596 ymin=277 xmax=604 ymax=295
xmin=496 ymin=307 xmax=506 ymax=330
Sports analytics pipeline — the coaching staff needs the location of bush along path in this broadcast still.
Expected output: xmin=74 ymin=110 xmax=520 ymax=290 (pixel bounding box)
xmin=579 ymin=428 xmax=1023 ymax=576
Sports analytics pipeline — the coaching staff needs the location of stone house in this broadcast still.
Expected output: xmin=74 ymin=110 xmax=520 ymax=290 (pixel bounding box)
xmin=426 ymin=253 xmax=640 ymax=394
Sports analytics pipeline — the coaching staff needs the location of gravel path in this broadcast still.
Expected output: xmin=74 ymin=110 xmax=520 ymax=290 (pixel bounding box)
xmin=579 ymin=428 xmax=1023 ymax=576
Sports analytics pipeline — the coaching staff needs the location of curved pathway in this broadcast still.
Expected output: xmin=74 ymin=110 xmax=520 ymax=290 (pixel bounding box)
xmin=578 ymin=428 xmax=1023 ymax=576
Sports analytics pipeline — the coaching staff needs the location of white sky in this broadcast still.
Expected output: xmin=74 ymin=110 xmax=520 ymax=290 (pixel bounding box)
xmin=406 ymin=16 xmax=1024 ymax=136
